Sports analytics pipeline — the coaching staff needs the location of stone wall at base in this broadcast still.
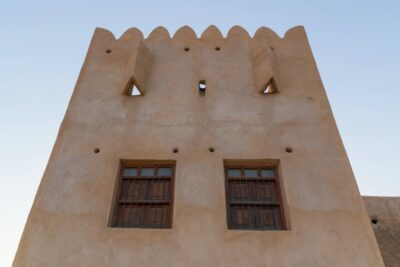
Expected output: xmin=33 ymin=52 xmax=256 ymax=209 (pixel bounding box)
xmin=363 ymin=196 xmax=400 ymax=267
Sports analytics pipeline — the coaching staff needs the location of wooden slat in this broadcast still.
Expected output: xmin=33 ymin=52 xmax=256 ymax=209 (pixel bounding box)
xmin=229 ymin=201 xmax=279 ymax=206
xmin=118 ymin=200 xmax=170 ymax=204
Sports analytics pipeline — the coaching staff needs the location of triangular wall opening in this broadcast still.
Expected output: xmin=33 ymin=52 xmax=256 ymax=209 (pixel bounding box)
xmin=262 ymin=78 xmax=277 ymax=94
xmin=125 ymin=78 xmax=142 ymax=96
xmin=131 ymin=84 xmax=141 ymax=96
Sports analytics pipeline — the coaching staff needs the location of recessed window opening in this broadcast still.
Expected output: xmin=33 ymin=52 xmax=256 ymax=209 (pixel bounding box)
xmin=110 ymin=162 xmax=175 ymax=228
xmin=199 ymin=80 xmax=206 ymax=94
xmin=224 ymin=164 xmax=286 ymax=230
xmin=262 ymin=78 xmax=277 ymax=94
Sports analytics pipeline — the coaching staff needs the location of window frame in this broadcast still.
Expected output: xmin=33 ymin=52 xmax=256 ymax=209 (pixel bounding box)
xmin=110 ymin=161 xmax=175 ymax=229
xmin=224 ymin=164 xmax=287 ymax=231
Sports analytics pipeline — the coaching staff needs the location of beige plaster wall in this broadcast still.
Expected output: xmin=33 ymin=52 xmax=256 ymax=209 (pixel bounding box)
xmin=14 ymin=25 xmax=384 ymax=267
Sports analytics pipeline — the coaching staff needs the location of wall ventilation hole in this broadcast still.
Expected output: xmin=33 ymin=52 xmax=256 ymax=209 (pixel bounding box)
xmin=106 ymin=49 xmax=112 ymax=54
xmin=285 ymin=147 xmax=293 ymax=153
xmin=371 ymin=216 xmax=378 ymax=224
xmin=93 ymin=148 xmax=100 ymax=154
xmin=184 ymin=47 xmax=190 ymax=52
xmin=215 ymin=47 xmax=221 ymax=51
xmin=263 ymin=79 xmax=276 ymax=94
xmin=199 ymin=80 xmax=206 ymax=94
xmin=172 ymin=148 xmax=179 ymax=153
xmin=209 ymin=147 xmax=215 ymax=152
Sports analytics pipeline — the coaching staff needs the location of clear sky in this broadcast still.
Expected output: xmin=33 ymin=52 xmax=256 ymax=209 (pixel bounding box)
xmin=0 ymin=0 xmax=399 ymax=265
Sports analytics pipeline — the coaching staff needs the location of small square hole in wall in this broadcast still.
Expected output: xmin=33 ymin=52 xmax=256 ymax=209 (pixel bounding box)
xmin=262 ymin=79 xmax=277 ymax=95
xmin=199 ymin=80 xmax=206 ymax=94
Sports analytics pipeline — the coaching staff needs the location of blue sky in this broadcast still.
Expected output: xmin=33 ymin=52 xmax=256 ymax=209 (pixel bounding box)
xmin=0 ymin=1 xmax=399 ymax=265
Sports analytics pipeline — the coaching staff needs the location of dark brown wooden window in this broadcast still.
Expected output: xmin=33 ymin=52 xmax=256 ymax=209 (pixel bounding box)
xmin=225 ymin=166 xmax=285 ymax=230
xmin=111 ymin=163 xmax=175 ymax=228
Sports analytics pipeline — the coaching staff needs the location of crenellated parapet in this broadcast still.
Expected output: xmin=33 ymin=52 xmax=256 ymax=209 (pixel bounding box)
xmin=83 ymin=25 xmax=309 ymax=97
xmin=95 ymin=25 xmax=304 ymax=42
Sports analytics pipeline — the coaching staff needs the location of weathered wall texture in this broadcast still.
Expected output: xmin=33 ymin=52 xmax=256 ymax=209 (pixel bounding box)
xmin=14 ymin=26 xmax=385 ymax=266
xmin=363 ymin=196 xmax=400 ymax=267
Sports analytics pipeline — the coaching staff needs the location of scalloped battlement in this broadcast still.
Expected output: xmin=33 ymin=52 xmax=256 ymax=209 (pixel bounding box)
xmin=95 ymin=25 xmax=306 ymax=42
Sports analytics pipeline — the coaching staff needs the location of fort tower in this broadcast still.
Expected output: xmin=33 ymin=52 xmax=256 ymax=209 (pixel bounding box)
xmin=14 ymin=25 xmax=384 ymax=266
